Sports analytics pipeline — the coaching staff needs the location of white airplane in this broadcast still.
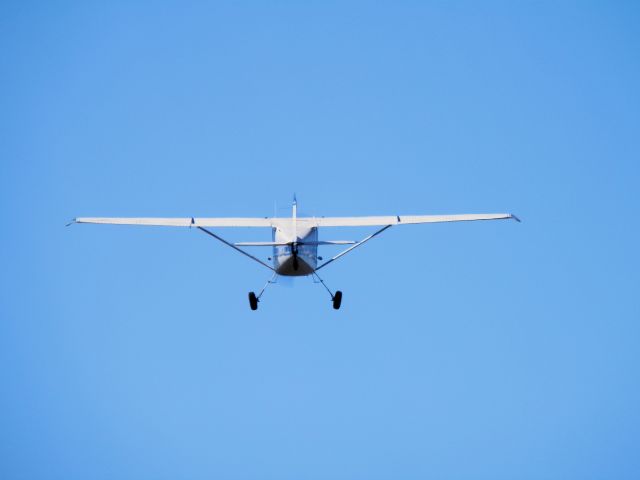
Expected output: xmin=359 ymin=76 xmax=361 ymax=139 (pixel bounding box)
xmin=71 ymin=196 xmax=519 ymax=310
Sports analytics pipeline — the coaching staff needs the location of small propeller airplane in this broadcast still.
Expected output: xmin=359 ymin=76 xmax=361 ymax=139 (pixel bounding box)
xmin=70 ymin=196 xmax=519 ymax=310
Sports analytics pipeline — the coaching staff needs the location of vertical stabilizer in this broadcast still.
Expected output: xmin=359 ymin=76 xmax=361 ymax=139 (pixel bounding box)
xmin=292 ymin=194 xmax=297 ymax=239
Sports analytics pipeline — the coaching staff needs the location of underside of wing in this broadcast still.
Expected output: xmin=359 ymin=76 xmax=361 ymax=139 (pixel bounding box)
xmin=73 ymin=217 xmax=274 ymax=227
xmin=73 ymin=213 xmax=519 ymax=228
xmin=306 ymin=213 xmax=519 ymax=227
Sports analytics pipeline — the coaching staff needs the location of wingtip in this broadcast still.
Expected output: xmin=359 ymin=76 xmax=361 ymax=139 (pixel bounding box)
xmin=65 ymin=218 xmax=77 ymax=227
xmin=511 ymin=214 xmax=521 ymax=223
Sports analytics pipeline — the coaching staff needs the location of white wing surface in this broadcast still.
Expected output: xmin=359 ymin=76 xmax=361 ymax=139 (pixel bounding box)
xmin=73 ymin=213 xmax=519 ymax=228
xmin=73 ymin=217 xmax=273 ymax=227
xmin=305 ymin=213 xmax=519 ymax=227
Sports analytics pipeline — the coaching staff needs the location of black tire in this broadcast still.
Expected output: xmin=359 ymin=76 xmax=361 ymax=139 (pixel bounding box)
xmin=332 ymin=291 xmax=342 ymax=310
xmin=248 ymin=291 xmax=258 ymax=310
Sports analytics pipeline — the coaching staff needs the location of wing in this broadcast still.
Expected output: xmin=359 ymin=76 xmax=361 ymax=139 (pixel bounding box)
xmin=73 ymin=217 xmax=273 ymax=227
xmin=73 ymin=213 xmax=519 ymax=228
xmin=306 ymin=213 xmax=519 ymax=227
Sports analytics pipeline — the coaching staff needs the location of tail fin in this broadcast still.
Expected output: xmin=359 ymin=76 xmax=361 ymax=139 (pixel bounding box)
xmin=292 ymin=194 xmax=297 ymax=239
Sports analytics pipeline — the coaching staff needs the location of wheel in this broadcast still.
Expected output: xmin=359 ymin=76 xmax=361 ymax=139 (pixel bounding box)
xmin=332 ymin=291 xmax=342 ymax=310
xmin=248 ymin=291 xmax=258 ymax=310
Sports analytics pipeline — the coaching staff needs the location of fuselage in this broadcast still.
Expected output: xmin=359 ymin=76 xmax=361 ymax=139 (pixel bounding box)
xmin=271 ymin=198 xmax=318 ymax=276
xmin=272 ymin=225 xmax=318 ymax=276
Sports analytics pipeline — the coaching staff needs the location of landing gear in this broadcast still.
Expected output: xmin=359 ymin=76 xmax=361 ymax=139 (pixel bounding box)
xmin=332 ymin=291 xmax=343 ymax=310
xmin=312 ymin=272 xmax=343 ymax=310
xmin=248 ymin=272 xmax=278 ymax=311
xmin=248 ymin=291 xmax=258 ymax=310
xmin=249 ymin=272 xmax=342 ymax=310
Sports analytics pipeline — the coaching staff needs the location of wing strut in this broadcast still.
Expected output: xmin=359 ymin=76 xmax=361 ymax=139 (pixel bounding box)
xmin=316 ymin=224 xmax=393 ymax=271
xmin=197 ymin=227 xmax=275 ymax=272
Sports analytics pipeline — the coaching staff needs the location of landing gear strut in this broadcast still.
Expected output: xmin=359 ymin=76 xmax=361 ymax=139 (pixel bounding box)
xmin=312 ymin=272 xmax=343 ymax=310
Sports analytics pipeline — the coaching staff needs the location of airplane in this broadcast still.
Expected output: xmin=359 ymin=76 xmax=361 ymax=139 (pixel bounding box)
xmin=70 ymin=196 xmax=519 ymax=310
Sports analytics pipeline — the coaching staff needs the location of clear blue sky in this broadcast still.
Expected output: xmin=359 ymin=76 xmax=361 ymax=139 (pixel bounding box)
xmin=1 ymin=1 xmax=639 ymax=478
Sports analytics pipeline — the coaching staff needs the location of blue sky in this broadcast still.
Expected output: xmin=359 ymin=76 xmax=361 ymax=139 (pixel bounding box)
xmin=1 ymin=1 xmax=639 ymax=478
